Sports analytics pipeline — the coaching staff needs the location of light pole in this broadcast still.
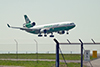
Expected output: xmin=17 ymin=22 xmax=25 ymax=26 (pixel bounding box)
xmin=14 ymin=39 xmax=18 ymax=59
xmin=34 ymin=39 xmax=38 ymax=63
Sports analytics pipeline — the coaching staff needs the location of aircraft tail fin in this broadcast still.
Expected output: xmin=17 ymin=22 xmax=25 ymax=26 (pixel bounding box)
xmin=24 ymin=15 xmax=31 ymax=23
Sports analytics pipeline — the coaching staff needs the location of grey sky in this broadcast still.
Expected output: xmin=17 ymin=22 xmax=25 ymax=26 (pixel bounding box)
xmin=0 ymin=0 xmax=100 ymax=53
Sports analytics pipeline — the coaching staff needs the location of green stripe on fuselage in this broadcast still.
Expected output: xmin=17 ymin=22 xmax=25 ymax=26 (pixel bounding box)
xmin=49 ymin=25 xmax=75 ymax=32
xmin=44 ymin=25 xmax=53 ymax=28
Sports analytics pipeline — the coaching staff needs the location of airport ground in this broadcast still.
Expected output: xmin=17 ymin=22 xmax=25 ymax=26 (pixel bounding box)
xmin=0 ymin=54 xmax=100 ymax=67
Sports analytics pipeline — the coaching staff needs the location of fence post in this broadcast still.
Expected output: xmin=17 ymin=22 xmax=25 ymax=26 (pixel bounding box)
xmin=54 ymin=39 xmax=59 ymax=67
xmin=79 ymin=39 xmax=83 ymax=67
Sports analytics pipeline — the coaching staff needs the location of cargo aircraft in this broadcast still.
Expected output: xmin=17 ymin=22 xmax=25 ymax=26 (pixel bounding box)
xmin=7 ymin=15 xmax=76 ymax=37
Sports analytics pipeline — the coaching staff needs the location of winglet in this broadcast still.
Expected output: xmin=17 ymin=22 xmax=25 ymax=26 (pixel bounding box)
xmin=7 ymin=24 xmax=10 ymax=28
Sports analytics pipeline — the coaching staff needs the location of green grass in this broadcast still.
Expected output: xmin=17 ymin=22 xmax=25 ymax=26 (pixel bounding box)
xmin=0 ymin=54 xmax=94 ymax=60
xmin=0 ymin=54 xmax=89 ymax=67
xmin=0 ymin=60 xmax=86 ymax=67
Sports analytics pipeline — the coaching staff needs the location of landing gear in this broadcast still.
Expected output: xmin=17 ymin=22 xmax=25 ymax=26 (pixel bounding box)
xmin=50 ymin=32 xmax=54 ymax=37
xmin=38 ymin=34 xmax=42 ymax=37
xmin=38 ymin=32 xmax=42 ymax=37
xmin=44 ymin=34 xmax=47 ymax=37
xmin=38 ymin=34 xmax=47 ymax=37
xmin=67 ymin=31 xmax=69 ymax=34
xmin=44 ymin=29 xmax=47 ymax=37
xmin=50 ymin=35 xmax=54 ymax=37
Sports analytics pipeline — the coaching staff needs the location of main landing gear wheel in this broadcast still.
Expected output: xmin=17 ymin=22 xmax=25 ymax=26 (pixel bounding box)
xmin=67 ymin=32 xmax=69 ymax=34
xmin=44 ymin=34 xmax=47 ymax=37
xmin=50 ymin=35 xmax=54 ymax=37
xmin=50 ymin=32 xmax=54 ymax=37
xmin=38 ymin=34 xmax=42 ymax=37
xmin=43 ymin=29 xmax=47 ymax=37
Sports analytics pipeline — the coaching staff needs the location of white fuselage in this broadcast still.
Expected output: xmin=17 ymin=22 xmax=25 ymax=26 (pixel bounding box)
xmin=26 ymin=21 xmax=75 ymax=34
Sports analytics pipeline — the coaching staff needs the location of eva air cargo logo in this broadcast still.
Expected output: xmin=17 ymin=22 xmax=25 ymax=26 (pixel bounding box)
xmin=26 ymin=17 xmax=29 ymax=23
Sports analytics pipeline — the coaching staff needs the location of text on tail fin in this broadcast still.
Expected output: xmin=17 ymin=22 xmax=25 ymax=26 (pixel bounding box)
xmin=24 ymin=15 xmax=31 ymax=23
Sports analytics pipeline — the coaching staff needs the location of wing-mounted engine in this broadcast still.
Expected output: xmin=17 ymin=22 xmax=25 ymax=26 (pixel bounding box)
xmin=23 ymin=22 xmax=36 ymax=28
xmin=58 ymin=31 xmax=65 ymax=34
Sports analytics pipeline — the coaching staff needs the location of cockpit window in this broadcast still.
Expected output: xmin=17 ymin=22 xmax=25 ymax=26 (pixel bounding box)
xmin=70 ymin=23 xmax=74 ymax=25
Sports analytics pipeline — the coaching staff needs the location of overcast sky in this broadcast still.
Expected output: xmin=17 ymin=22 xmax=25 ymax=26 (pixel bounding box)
xmin=0 ymin=0 xmax=100 ymax=53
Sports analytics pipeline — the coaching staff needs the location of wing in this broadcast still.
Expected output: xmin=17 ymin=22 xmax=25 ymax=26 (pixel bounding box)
xmin=7 ymin=24 xmax=29 ymax=30
xmin=7 ymin=24 xmax=39 ymax=33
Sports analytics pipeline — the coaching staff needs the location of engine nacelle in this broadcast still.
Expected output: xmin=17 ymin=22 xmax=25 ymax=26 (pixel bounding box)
xmin=58 ymin=31 xmax=65 ymax=34
xmin=23 ymin=22 xmax=36 ymax=28
xmin=23 ymin=23 xmax=26 ymax=27
xmin=31 ymin=22 xmax=36 ymax=26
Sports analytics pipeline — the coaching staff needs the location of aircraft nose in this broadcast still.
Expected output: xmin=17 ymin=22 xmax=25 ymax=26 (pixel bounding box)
xmin=70 ymin=23 xmax=76 ymax=27
xmin=73 ymin=23 xmax=76 ymax=27
xmin=72 ymin=23 xmax=76 ymax=28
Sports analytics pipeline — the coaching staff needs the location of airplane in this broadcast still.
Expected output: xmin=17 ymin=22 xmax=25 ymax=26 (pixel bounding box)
xmin=7 ymin=15 xmax=76 ymax=37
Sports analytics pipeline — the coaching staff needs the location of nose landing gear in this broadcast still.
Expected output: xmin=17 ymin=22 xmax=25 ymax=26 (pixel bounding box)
xmin=67 ymin=31 xmax=69 ymax=34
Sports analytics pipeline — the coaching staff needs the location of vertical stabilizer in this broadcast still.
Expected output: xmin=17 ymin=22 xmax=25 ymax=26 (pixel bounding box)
xmin=24 ymin=15 xmax=31 ymax=23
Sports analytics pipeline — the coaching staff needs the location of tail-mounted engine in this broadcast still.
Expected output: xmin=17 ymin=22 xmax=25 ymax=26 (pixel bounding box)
xmin=31 ymin=22 xmax=36 ymax=26
xmin=23 ymin=22 xmax=36 ymax=28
